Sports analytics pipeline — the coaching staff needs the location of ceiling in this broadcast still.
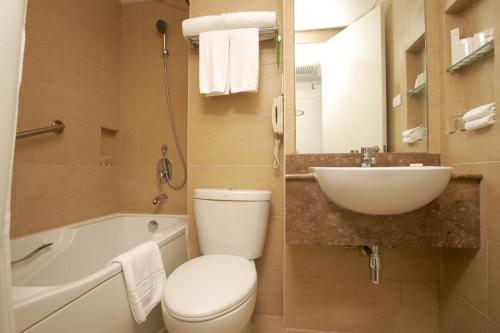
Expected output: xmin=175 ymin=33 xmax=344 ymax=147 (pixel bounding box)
xmin=294 ymin=0 xmax=378 ymax=31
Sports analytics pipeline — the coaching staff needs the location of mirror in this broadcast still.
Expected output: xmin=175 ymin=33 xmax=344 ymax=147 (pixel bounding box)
xmin=294 ymin=0 xmax=428 ymax=153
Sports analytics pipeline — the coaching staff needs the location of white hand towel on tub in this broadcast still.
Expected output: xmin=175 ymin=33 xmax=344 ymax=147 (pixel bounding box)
xmin=465 ymin=114 xmax=496 ymax=131
xmin=223 ymin=11 xmax=277 ymax=30
xmin=230 ymin=28 xmax=259 ymax=93
xmin=199 ymin=30 xmax=230 ymax=96
xmin=110 ymin=241 xmax=166 ymax=324
xmin=462 ymin=102 xmax=496 ymax=122
xmin=182 ymin=15 xmax=226 ymax=38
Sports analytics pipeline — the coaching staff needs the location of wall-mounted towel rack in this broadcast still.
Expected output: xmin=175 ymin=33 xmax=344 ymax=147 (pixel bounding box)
xmin=185 ymin=26 xmax=280 ymax=45
xmin=16 ymin=120 xmax=65 ymax=140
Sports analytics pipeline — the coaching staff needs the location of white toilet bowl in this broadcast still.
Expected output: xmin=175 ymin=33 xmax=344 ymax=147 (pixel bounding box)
xmin=161 ymin=255 xmax=257 ymax=333
xmin=162 ymin=189 xmax=271 ymax=333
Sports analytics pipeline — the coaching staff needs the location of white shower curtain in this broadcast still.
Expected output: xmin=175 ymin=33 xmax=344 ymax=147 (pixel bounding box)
xmin=0 ymin=0 xmax=27 ymax=332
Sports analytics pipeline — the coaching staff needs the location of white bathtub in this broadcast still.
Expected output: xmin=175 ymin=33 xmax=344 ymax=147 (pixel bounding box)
xmin=10 ymin=214 xmax=188 ymax=333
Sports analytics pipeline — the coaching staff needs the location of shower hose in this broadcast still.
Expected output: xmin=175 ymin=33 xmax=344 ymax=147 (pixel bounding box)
xmin=161 ymin=53 xmax=187 ymax=190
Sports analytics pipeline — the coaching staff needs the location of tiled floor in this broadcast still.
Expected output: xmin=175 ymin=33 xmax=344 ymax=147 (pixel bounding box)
xmin=252 ymin=315 xmax=344 ymax=333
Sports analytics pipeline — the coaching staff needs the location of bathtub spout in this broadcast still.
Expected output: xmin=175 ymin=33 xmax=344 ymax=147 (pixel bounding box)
xmin=152 ymin=193 xmax=168 ymax=205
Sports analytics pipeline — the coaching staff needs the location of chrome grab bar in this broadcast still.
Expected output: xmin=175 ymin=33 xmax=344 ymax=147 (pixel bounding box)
xmin=16 ymin=120 xmax=65 ymax=140
xmin=11 ymin=242 xmax=53 ymax=265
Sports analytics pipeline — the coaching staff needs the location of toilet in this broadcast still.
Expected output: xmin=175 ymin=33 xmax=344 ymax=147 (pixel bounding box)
xmin=161 ymin=188 xmax=271 ymax=333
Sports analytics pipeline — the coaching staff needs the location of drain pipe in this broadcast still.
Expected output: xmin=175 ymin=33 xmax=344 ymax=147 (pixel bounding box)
xmin=362 ymin=245 xmax=382 ymax=284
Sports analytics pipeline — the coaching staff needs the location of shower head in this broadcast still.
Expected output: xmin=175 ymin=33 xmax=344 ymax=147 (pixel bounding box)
xmin=156 ymin=19 xmax=169 ymax=58
xmin=156 ymin=19 xmax=168 ymax=34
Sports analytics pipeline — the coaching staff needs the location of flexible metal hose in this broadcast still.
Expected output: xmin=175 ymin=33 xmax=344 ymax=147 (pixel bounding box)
xmin=161 ymin=54 xmax=187 ymax=190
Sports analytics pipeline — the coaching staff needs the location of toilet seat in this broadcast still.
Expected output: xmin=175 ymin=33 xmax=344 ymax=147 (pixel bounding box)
xmin=163 ymin=255 xmax=257 ymax=322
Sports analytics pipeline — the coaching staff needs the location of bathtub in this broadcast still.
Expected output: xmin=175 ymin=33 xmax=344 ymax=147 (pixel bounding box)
xmin=10 ymin=214 xmax=188 ymax=333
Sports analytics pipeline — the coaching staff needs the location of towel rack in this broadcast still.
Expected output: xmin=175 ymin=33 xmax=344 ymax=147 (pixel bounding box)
xmin=16 ymin=120 xmax=65 ymax=140
xmin=185 ymin=26 xmax=280 ymax=45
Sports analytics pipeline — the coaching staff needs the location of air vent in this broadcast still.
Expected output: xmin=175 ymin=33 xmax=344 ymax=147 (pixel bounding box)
xmin=295 ymin=64 xmax=321 ymax=80
xmin=296 ymin=65 xmax=316 ymax=76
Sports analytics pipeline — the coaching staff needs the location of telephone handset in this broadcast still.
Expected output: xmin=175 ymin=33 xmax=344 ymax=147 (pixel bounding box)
xmin=272 ymin=95 xmax=284 ymax=136
xmin=272 ymin=96 xmax=284 ymax=169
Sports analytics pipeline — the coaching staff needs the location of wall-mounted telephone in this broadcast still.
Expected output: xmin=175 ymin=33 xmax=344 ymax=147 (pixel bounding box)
xmin=272 ymin=96 xmax=284 ymax=168
xmin=272 ymin=96 xmax=284 ymax=136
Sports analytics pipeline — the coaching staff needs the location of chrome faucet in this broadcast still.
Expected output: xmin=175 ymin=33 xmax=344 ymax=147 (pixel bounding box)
xmin=360 ymin=146 xmax=380 ymax=167
xmin=152 ymin=193 xmax=168 ymax=205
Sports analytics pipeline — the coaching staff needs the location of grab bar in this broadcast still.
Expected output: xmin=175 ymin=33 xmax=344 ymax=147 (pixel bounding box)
xmin=11 ymin=243 xmax=53 ymax=265
xmin=16 ymin=120 xmax=65 ymax=140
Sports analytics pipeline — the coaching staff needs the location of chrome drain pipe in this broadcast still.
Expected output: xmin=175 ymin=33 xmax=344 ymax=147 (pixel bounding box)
xmin=362 ymin=245 xmax=382 ymax=284
xmin=368 ymin=245 xmax=382 ymax=284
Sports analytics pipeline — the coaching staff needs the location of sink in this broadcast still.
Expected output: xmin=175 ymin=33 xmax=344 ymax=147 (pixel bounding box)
xmin=309 ymin=166 xmax=453 ymax=215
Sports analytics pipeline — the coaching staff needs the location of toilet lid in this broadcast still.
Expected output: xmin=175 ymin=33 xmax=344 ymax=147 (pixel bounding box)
xmin=163 ymin=255 xmax=257 ymax=321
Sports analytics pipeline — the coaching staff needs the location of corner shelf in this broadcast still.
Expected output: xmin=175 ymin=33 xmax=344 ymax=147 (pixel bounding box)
xmin=447 ymin=39 xmax=494 ymax=73
xmin=408 ymin=83 xmax=426 ymax=96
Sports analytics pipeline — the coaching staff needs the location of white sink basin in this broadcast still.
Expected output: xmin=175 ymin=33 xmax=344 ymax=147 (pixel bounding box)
xmin=309 ymin=166 xmax=453 ymax=215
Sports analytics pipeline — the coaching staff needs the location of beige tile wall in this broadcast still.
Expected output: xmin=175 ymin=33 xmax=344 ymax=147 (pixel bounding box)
xmin=11 ymin=0 xmax=122 ymax=238
xmin=438 ymin=0 xmax=500 ymax=331
xmin=119 ymin=0 xmax=189 ymax=215
xmin=284 ymin=245 xmax=440 ymax=332
xmin=12 ymin=0 xmax=189 ymax=238
xmin=187 ymin=0 xmax=285 ymax=318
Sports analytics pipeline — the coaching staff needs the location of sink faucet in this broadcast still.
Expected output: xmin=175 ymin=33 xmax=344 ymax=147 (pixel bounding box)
xmin=360 ymin=146 xmax=379 ymax=167
xmin=152 ymin=193 xmax=168 ymax=205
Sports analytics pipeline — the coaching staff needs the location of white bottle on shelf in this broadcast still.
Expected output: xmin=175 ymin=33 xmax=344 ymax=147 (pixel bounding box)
xmin=450 ymin=28 xmax=461 ymax=64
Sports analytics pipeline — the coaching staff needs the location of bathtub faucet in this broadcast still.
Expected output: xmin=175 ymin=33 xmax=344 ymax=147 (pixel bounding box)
xmin=152 ymin=193 xmax=168 ymax=205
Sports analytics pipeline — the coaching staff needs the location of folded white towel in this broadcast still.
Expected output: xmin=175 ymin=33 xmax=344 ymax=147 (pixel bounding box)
xmin=182 ymin=15 xmax=226 ymax=38
xmin=462 ymin=102 xmax=496 ymax=122
xmin=402 ymin=126 xmax=426 ymax=144
xmin=403 ymin=136 xmax=418 ymax=144
xmin=402 ymin=125 xmax=426 ymax=138
xmin=230 ymin=28 xmax=259 ymax=93
xmin=223 ymin=11 xmax=276 ymax=30
xmin=464 ymin=114 xmax=495 ymax=131
xmin=414 ymin=72 xmax=426 ymax=88
xmin=199 ymin=30 xmax=230 ymax=96
xmin=110 ymin=241 xmax=166 ymax=324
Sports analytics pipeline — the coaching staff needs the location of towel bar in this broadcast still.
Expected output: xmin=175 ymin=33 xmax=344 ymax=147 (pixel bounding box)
xmin=16 ymin=120 xmax=65 ymax=140
xmin=185 ymin=26 xmax=280 ymax=45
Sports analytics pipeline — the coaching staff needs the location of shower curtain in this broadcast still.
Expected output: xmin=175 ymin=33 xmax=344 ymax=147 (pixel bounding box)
xmin=0 ymin=0 xmax=27 ymax=332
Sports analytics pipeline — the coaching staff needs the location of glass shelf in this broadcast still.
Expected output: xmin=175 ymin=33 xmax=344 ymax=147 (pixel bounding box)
xmin=447 ymin=39 xmax=494 ymax=73
xmin=408 ymin=83 xmax=426 ymax=96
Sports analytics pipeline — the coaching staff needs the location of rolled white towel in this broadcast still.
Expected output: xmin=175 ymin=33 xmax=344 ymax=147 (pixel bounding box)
xmin=222 ymin=11 xmax=276 ymax=30
xmin=464 ymin=114 xmax=495 ymax=131
xmin=182 ymin=15 xmax=226 ymax=38
xmin=462 ymin=102 xmax=496 ymax=122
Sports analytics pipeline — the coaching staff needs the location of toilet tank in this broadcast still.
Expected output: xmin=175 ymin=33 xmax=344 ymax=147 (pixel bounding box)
xmin=194 ymin=189 xmax=271 ymax=259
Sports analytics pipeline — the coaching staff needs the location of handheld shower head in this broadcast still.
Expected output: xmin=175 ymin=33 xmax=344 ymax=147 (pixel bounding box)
xmin=156 ymin=19 xmax=168 ymax=34
xmin=156 ymin=19 xmax=169 ymax=57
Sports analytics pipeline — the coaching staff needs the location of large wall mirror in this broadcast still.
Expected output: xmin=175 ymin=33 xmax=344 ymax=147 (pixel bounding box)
xmin=294 ymin=0 xmax=428 ymax=153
